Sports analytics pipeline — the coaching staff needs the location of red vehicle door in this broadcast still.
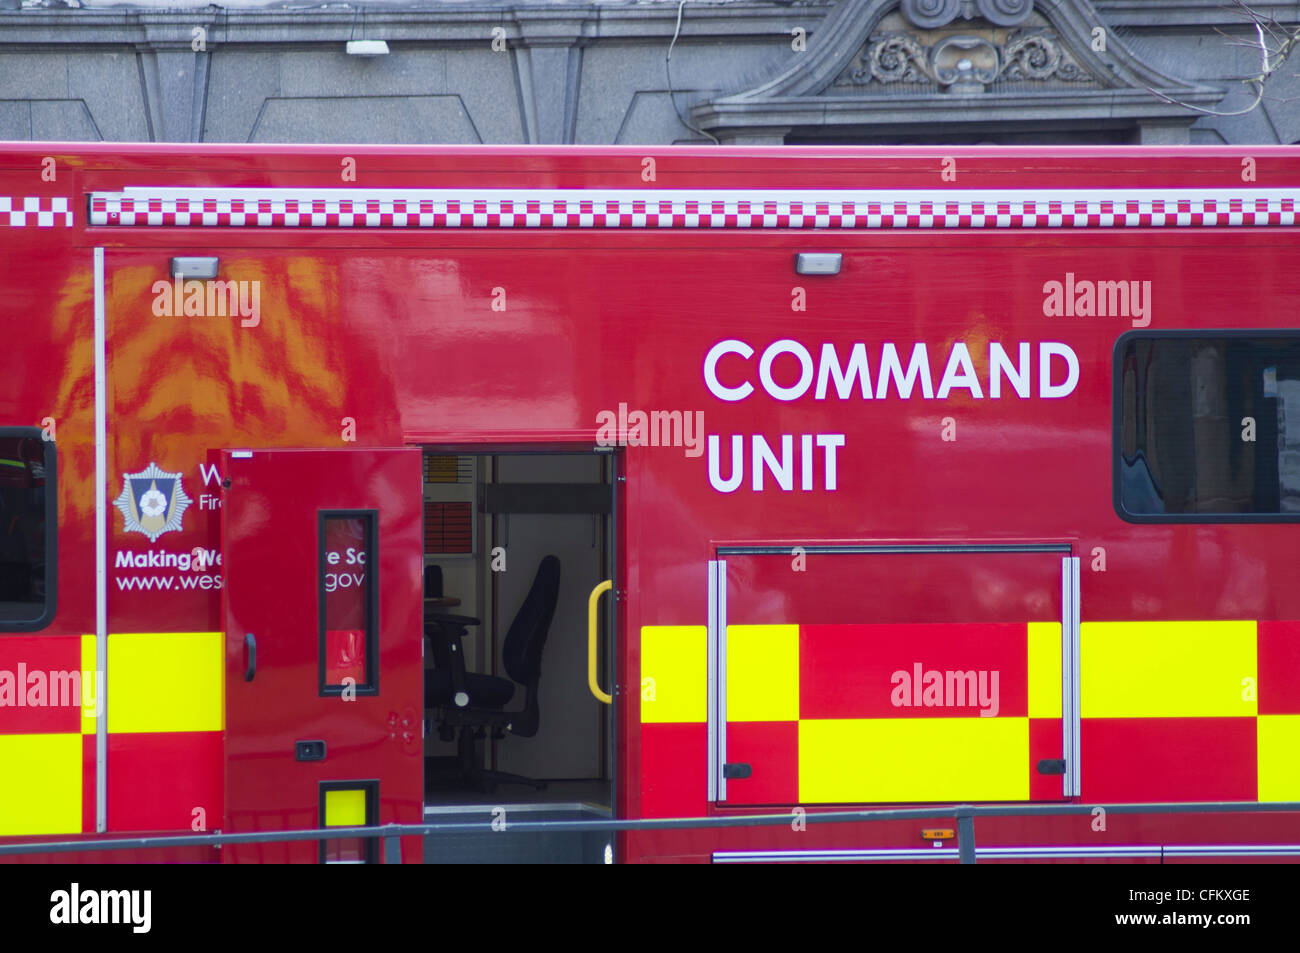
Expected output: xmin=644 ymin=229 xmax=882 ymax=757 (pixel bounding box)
xmin=221 ymin=448 xmax=423 ymax=862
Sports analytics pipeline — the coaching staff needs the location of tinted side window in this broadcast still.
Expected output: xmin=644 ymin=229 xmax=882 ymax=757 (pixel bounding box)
xmin=1116 ymin=334 xmax=1300 ymax=520
xmin=0 ymin=428 xmax=57 ymax=630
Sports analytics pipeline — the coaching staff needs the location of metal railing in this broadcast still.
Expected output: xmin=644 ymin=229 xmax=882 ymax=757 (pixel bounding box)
xmin=3 ymin=800 xmax=1298 ymax=863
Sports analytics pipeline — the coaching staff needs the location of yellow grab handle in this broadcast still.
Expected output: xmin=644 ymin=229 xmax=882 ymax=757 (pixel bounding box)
xmin=587 ymin=579 xmax=613 ymax=705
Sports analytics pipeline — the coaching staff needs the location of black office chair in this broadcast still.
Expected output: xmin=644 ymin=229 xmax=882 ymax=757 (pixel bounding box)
xmin=425 ymin=555 xmax=561 ymax=791
xmin=424 ymin=564 xmax=443 ymax=599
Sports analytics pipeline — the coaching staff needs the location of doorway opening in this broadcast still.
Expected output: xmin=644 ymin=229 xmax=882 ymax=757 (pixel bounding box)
xmin=419 ymin=448 xmax=616 ymax=833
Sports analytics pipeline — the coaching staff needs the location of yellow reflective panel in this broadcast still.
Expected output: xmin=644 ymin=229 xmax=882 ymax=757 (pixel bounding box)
xmin=1259 ymin=715 xmax=1300 ymax=802
xmin=324 ymin=788 xmax=368 ymax=827
xmin=81 ymin=633 xmax=99 ymax=735
xmin=106 ymin=632 xmax=223 ymax=734
xmin=1027 ymin=622 xmax=1062 ymax=719
xmin=640 ymin=626 xmax=707 ymax=724
xmin=1081 ymin=621 xmax=1257 ymax=718
xmin=727 ymin=625 xmax=799 ymax=723
xmin=799 ymin=718 xmax=1030 ymax=803
xmin=0 ymin=733 xmax=81 ymax=835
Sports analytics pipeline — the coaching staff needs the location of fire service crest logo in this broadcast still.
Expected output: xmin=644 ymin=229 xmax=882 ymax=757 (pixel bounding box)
xmin=114 ymin=463 xmax=192 ymax=542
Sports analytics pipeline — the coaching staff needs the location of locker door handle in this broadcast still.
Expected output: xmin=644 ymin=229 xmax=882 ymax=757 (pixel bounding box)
xmin=244 ymin=633 xmax=257 ymax=682
xmin=587 ymin=580 xmax=613 ymax=704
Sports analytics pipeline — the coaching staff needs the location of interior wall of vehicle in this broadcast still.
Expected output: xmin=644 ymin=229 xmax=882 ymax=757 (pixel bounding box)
xmin=490 ymin=453 xmax=608 ymax=781
xmin=422 ymin=454 xmax=487 ymax=762
xmin=421 ymin=451 xmax=610 ymax=785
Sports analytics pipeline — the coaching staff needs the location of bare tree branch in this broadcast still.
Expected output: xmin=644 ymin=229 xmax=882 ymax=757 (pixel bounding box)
xmin=1138 ymin=1 xmax=1300 ymax=118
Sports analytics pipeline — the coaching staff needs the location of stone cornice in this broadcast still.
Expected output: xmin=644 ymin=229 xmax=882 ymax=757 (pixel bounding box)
xmin=0 ymin=3 xmax=826 ymax=46
xmin=1093 ymin=1 xmax=1300 ymax=28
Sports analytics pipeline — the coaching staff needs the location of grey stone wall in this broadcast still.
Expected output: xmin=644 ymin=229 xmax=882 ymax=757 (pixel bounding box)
xmin=0 ymin=0 xmax=1298 ymax=145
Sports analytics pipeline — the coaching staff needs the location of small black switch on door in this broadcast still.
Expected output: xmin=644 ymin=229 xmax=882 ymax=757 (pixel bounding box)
xmin=296 ymin=740 xmax=326 ymax=761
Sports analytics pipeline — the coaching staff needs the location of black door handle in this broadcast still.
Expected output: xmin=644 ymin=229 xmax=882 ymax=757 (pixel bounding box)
xmin=244 ymin=632 xmax=257 ymax=682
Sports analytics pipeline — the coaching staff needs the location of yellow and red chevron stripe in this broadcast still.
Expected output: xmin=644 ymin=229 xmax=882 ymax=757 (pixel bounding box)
xmin=0 ymin=632 xmax=222 ymax=837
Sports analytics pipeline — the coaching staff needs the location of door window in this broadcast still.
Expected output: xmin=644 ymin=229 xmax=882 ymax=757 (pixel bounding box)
xmin=319 ymin=511 xmax=378 ymax=695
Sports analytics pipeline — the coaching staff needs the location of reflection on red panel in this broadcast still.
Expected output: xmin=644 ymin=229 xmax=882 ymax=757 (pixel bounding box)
xmin=0 ymin=636 xmax=82 ymax=734
xmin=724 ymin=721 xmax=799 ymax=806
xmin=726 ymin=553 xmax=1060 ymax=628
xmin=1259 ymin=620 xmax=1300 ymax=714
xmin=107 ymin=731 xmax=223 ymax=833
xmin=800 ymin=623 xmax=1029 ymax=719
xmin=1082 ymin=718 xmax=1256 ymax=803
xmin=1028 ymin=717 xmax=1065 ymax=801
xmin=323 ymin=630 xmax=366 ymax=686
xmin=640 ymin=723 xmax=705 ymax=818
xmin=321 ymin=514 xmax=371 ymax=689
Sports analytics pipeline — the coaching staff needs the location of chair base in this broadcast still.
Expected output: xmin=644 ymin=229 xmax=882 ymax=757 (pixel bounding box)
xmin=475 ymin=768 xmax=548 ymax=793
xmin=425 ymin=726 xmax=548 ymax=794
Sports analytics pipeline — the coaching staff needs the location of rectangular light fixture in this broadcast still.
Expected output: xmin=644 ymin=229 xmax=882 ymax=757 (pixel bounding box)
xmin=346 ymin=40 xmax=390 ymax=56
xmin=795 ymin=252 xmax=842 ymax=275
xmin=171 ymin=256 xmax=219 ymax=279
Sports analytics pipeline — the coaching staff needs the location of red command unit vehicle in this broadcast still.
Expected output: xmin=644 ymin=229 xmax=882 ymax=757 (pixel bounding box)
xmin=1 ymin=143 xmax=1298 ymax=864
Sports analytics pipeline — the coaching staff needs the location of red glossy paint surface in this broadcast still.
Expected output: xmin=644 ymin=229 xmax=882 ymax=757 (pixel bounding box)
xmin=107 ymin=731 xmax=223 ymax=833
xmin=798 ymin=623 xmax=1031 ymax=719
xmin=724 ymin=722 xmax=800 ymax=806
xmin=0 ymin=144 xmax=1297 ymax=862
xmin=1028 ymin=718 xmax=1064 ymax=802
xmin=0 ymin=636 xmax=81 ymax=733
xmin=220 ymin=449 xmax=423 ymax=863
xmin=1258 ymin=620 xmax=1300 ymax=714
xmin=1082 ymin=718 xmax=1259 ymax=803
xmin=639 ymin=722 xmax=708 ymax=819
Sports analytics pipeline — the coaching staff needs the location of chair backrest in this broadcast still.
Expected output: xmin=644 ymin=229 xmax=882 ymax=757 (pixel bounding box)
xmin=502 ymin=555 xmax=561 ymax=689
xmin=424 ymin=564 xmax=443 ymax=598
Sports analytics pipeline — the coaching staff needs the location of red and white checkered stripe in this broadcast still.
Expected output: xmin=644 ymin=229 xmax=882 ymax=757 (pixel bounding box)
xmin=0 ymin=197 xmax=74 ymax=227
xmin=86 ymin=190 xmax=1300 ymax=229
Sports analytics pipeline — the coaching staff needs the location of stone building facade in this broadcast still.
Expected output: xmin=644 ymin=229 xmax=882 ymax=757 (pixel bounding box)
xmin=1 ymin=0 xmax=1299 ymax=145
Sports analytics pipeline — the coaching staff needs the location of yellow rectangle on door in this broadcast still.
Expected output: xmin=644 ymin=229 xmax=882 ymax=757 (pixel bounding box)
xmin=324 ymin=788 xmax=368 ymax=827
xmin=1027 ymin=622 xmax=1062 ymax=719
xmin=798 ymin=717 xmax=1029 ymax=803
xmin=1259 ymin=715 xmax=1300 ymax=802
xmin=727 ymin=625 xmax=800 ymax=722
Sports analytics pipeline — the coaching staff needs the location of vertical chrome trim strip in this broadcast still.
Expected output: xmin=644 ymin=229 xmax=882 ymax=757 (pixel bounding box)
xmin=93 ymin=247 xmax=107 ymax=832
xmin=717 ymin=559 xmax=727 ymax=802
xmin=1060 ymin=557 xmax=1069 ymax=799
xmin=1068 ymin=556 xmax=1082 ymax=797
xmin=706 ymin=559 xmax=718 ymax=803
xmin=1061 ymin=556 xmax=1081 ymax=798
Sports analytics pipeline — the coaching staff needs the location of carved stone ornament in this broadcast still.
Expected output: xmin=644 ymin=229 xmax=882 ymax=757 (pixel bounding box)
xmin=901 ymin=0 xmax=1034 ymax=29
xmin=932 ymin=36 xmax=1000 ymax=88
xmin=690 ymin=0 xmax=1228 ymax=142
xmin=844 ymin=28 xmax=1087 ymax=91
